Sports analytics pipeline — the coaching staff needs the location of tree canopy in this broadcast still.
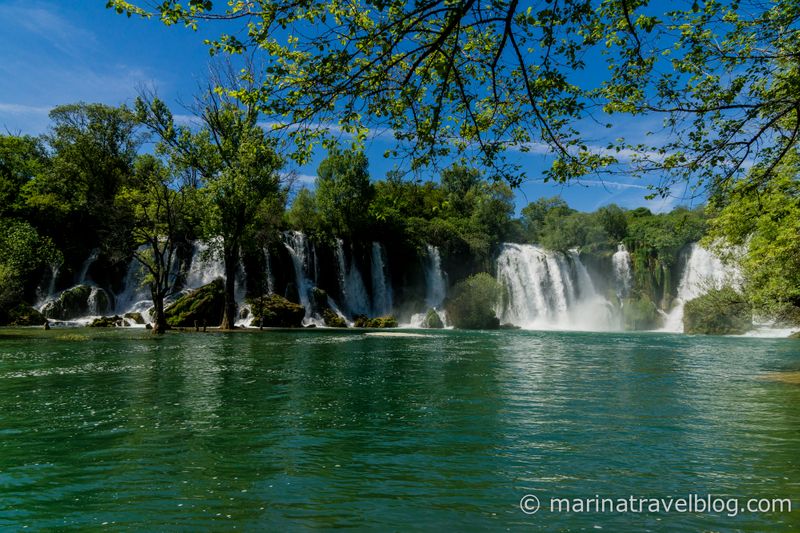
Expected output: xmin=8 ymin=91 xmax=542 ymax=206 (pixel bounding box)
xmin=107 ymin=0 xmax=800 ymax=196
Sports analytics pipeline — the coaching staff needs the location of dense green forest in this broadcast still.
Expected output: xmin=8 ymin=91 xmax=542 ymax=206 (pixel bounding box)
xmin=0 ymin=101 xmax=798 ymax=332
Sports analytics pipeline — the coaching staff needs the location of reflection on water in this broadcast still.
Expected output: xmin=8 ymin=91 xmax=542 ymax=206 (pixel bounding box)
xmin=0 ymin=329 xmax=798 ymax=530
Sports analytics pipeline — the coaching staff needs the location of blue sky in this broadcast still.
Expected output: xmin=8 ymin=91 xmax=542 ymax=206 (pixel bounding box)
xmin=0 ymin=0 xmax=698 ymax=213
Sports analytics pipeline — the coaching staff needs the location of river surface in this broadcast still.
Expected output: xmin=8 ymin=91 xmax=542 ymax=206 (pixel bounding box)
xmin=0 ymin=328 xmax=798 ymax=531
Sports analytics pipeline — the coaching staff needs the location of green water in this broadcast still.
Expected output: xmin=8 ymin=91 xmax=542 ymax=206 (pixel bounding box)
xmin=0 ymin=328 xmax=798 ymax=531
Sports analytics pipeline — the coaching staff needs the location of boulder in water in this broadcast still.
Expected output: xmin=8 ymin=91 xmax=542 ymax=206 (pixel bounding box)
xmin=123 ymin=312 xmax=145 ymax=324
xmin=41 ymin=285 xmax=109 ymax=320
xmin=353 ymin=314 xmax=398 ymax=328
xmin=165 ymin=279 xmax=225 ymax=328
xmin=322 ymin=308 xmax=347 ymax=327
xmin=422 ymin=308 xmax=444 ymax=329
xmin=250 ymin=294 xmax=305 ymax=327
xmin=89 ymin=315 xmax=124 ymax=327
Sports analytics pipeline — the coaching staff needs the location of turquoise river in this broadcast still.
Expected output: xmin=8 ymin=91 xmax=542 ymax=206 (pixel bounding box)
xmin=0 ymin=328 xmax=798 ymax=531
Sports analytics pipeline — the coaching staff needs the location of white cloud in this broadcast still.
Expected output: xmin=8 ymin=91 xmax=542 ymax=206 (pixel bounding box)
xmin=0 ymin=103 xmax=52 ymax=115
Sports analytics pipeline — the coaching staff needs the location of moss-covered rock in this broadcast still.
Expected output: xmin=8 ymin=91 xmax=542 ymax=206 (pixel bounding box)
xmin=353 ymin=314 xmax=397 ymax=328
xmin=683 ymin=287 xmax=753 ymax=335
xmin=250 ymin=294 xmax=305 ymax=327
xmin=89 ymin=315 xmax=124 ymax=327
xmin=422 ymin=308 xmax=444 ymax=329
xmin=165 ymin=279 xmax=225 ymax=328
xmin=7 ymin=303 xmax=46 ymax=326
xmin=322 ymin=308 xmax=347 ymax=327
xmin=444 ymin=273 xmax=501 ymax=330
xmin=370 ymin=316 xmax=398 ymax=328
xmin=788 ymin=331 xmax=800 ymax=339
xmin=40 ymin=285 xmax=111 ymax=320
xmin=622 ymin=295 xmax=661 ymax=330
xmin=123 ymin=312 xmax=145 ymax=324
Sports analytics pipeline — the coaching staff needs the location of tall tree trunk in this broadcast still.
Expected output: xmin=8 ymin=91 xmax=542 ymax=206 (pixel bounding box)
xmin=151 ymin=285 xmax=167 ymax=334
xmin=220 ymin=244 xmax=238 ymax=330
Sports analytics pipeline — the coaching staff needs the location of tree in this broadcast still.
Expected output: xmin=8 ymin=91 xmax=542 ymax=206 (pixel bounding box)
xmin=706 ymin=152 xmax=800 ymax=324
xmin=597 ymin=204 xmax=628 ymax=242
xmin=0 ymin=135 xmax=46 ymax=218
xmin=285 ymin=187 xmax=320 ymax=235
xmin=520 ymin=197 xmax=574 ymax=243
xmin=107 ymin=0 xmax=800 ymax=195
xmin=115 ymin=155 xmax=197 ymax=334
xmin=315 ymin=148 xmax=373 ymax=237
xmin=21 ymin=103 xmax=139 ymax=265
xmin=0 ymin=219 xmax=61 ymax=321
xmin=135 ymin=92 xmax=284 ymax=329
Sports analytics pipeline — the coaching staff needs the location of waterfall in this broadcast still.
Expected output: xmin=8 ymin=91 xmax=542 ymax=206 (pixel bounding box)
xmin=662 ymin=243 xmax=742 ymax=332
xmin=370 ymin=242 xmax=393 ymax=316
xmin=612 ymin=243 xmax=632 ymax=299
xmin=264 ymin=248 xmax=275 ymax=295
xmin=335 ymin=239 xmax=371 ymax=317
xmin=77 ymin=248 xmax=99 ymax=284
xmin=46 ymin=263 xmax=60 ymax=298
xmin=185 ymin=239 xmax=225 ymax=289
xmin=86 ymin=286 xmax=105 ymax=316
xmin=423 ymin=244 xmax=447 ymax=308
xmin=496 ymin=243 xmax=617 ymax=331
xmin=114 ymin=245 xmax=152 ymax=316
xmin=283 ymin=231 xmax=315 ymax=317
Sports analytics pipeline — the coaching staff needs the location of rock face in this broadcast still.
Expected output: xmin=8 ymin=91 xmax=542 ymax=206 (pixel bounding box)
xmin=165 ymin=279 xmax=225 ymax=328
xmin=422 ymin=308 xmax=444 ymax=329
xmin=40 ymin=285 xmax=110 ymax=320
xmin=683 ymin=287 xmax=752 ymax=335
xmin=250 ymin=294 xmax=305 ymax=327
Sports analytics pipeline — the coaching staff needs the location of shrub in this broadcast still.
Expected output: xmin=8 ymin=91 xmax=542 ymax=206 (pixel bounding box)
xmin=683 ymin=286 xmax=752 ymax=335
xmin=445 ymin=273 xmax=501 ymax=329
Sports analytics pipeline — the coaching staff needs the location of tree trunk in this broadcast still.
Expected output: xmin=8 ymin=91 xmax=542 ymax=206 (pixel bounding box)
xmin=220 ymin=244 xmax=238 ymax=330
xmin=151 ymin=286 xmax=167 ymax=334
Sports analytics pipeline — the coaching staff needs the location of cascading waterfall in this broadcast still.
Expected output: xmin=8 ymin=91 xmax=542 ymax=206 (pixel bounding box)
xmin=335 ymin=239 xmax=371 ymax=317
xmin=662 ymin=244 xmax=742 ymax=332
xmin=283 ymin=231 xmax=316 ymax=323
xmin=423 ymin=244 xmax=446 ymax=308
xmin=496 ymin=243 xmax=617 ymax=331
xmin=113 ymin=245 xmax=153 ymax=318
xmin=264 ymin=248 xmax=275 ymax=296
xmin=370 ymin=242 xmax=393 ymax=316
xmin=76 ymin=248 xmax=99 ymax=284
xmin=46 ymin=263 xmax=60 ymax=299
xmin=185 ymin=239 xmax=226 ymax=289
xmin=612 ymin=243 xmax=633 ymax=299
xmin=407 ymin=244 xmax=448 ymax=327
